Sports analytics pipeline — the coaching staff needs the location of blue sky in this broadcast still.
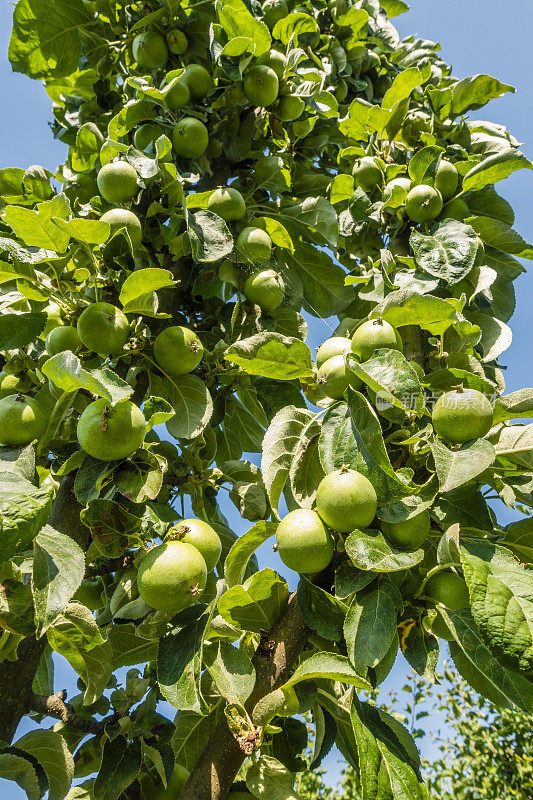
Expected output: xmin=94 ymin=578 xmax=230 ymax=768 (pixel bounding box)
xmin=1 ymin=0 xmax=532 ymax=796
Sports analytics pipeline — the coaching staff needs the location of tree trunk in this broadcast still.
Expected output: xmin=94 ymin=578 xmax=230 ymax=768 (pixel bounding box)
xmin=0 ymin=474 xmax=88 ymax=744
xmin=0 ymin=634 xmax=47 ymax=744
xmin=179 ymin=593 xmax=310 ymax=800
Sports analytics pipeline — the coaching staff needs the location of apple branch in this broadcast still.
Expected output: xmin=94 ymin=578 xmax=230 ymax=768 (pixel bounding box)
xmin=179 ymin=592 xmax=310 ymax=800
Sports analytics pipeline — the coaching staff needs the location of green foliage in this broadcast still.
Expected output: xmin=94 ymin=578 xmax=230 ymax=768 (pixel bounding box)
xmin=0 ymin=1 xmax=533 ymax=799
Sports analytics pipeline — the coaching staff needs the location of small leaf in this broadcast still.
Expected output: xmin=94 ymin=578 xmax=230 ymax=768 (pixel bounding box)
xmin=344 ymin=580 xmax=401 ymax=672
xmin=204 ymin=641 xmax=256 ymax=704
xmin=32 ymin=525 xmax=85 ymax=635
xmin=346 ymin=350 xmax=422 ymax=413
xmin=188 ymin=210 xmax=234 ymax=263
xmin=401 ymin=624 xmax=439 ymax=684
xmin=429 ymin=435 xmax=496 ymax=492
xmin=298 ymin=577 xmax=347 ymax=642
xmin=224 ymin=520 xmax=277 ymax=588
xmin=461 ymin=540 xmax=533 ymax=672
xmin=451 ymin=74 xmax=515 ymax=115
xmin=218 ymin=568 xmax=288 ymax=633
xmin=225 ymin=333 xmax=313 ymax=380
xmin=119 ymin=268 xmax=174 ymax=315
xmin=158 ymin=607 xmax=209 ymax=712
xmin=462 ymin=148 xmax=532 ymax=193
xmin=345 ymin=530 xmax=424 ymax=573
xmin=46 ymin=603 xmax=112 ymax=705
xmin=261 ymin=406 xmax=320 ymax=512
xmin=15 ymin=729 xmax=74 ymax=800
xmin=42 ymin=352 xmax=133 ymax=404
xmin=283 ymin=652 xmax=371 ymax=691
xmin=165 ymin=375 xmax=213 ymax=440
xmin=0 ymin=313 xmax=47 ymax=350
xmin=94 ymin=737 xmax=141 ymax=800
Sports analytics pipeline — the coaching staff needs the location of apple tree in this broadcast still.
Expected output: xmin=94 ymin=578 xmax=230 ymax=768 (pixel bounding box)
xmin=1 ymin=1 xmax=533 ymax=799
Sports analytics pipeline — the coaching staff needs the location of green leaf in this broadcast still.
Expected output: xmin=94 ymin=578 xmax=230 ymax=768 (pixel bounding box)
xmin=0 ymin=472 xmax=54 ymax=561
xmin=290 ymin=433 xmax=324 ymax=509
xmin=0 ymin=750 xmax=45 ymax=800
xmin=217 ymin=0 xmax=271 ymax=56
xmin=401 ymin=624 xmax=439 ymax=683
xmin=344 ymin=580 xmax=401 ymax=672
xmin=283 ymin=197 xmax=338 ymax=247
xmin=346 ymin=350 xmax=422 ymax=413
xmin=65 ymin=780 xmax=95 ymax=800
xmin=462 ymin=148 xmax=532 ymax=192
xmin=224 ymin=520 xmax=277 ymax=587
xmin=431 ymin=484 xmax=493 ymax=531
xmin=451 ymin=74 xmax=515 ymax=115
xmin=283 ymin=652 xmax=371 ymax=691
xmin=94 ymin=737 xmax=141 ymax=800
xmin=350 ymin=697 xmax=426 ymax=800
xmin=330 ymin=174 xmax=354 ymax=205
xmin=318 ymin=394 xmax=413 ymax=503
xmin=375 ymin=289 xmax=459 ymax=336
xmin=410 ymin=220 xmax=479 ymax=284
xmin=468 ymin=214 xmax=533 ymax=258
xmin=335 ymin=562 xmax=376 ymax=598
xmin=382 ymin=66 xmax=429 ymax=110
xmin=461 ymin=540 xmax=533 ymax=672
xmin=52 ymin=219 xmax=110 ymax=246
xmin=407 ymin=145 xmax=444 ymax=183
xmin=4 ymin=195 xmax=71 ymax=251
xmin=71 ymin=123 xmax=104 ymax=172
xmin=380 ymin=0 xmax=409 ymax=17
xmin=165 ymin=375 xmax=213 ymax=440
xmin=108 ymin=100 xmax=154 ymax=140
xmin=346 ymin=529 xmax=424 ymax=573
xmin=493 ymin=423 xmax=533 ymax=468
xmin=32 ymin=525 xmax=85 ymax=635
xmin=118 ymin=268 xmax=174 ymax=316
xmin=143 ymin=397 xmax=174 ymax=430
xmin=466 ymin=188 xmax=515 ymax=226
xmin=429 ymin=435 xmax=496 ymax=492
xmin=441 ymin=608 xmax=533 ymax=711
xmin=493 ymin=388 xmax=533 ymax=423
xmin=218 ymin=568 xmax=288 ymax=633
xmin=225 ymin=333 xmax=313 ymax=380
xmin=42 ymin=352 xmax=133 ymax=404
xmin=246 ymin=755 xmax=304 ymax=800
xmin=285 ymin=241 xmax=353 ymax=318
xmin=341 ymin=99 xmax=393 ymax=140
xmin=171 ymin=706 xmax=224 ymax=771
xmin=0 ymin=313 xmax=47 ymax=350
xmin=16 ymin=729 xmax=74 ymax=800
xmin=107 ymin=623 xmax=158 ymax=669
xmin=188 ymin=210 xmax=234 ymax=263
xmin=256 ymin=217 xmax=294 ymax=252
xmin=46 ymin=603 xmax=112 ymax=705
xmin=298 ymin=577 xmax=347 ymax=642
xmin=273 ymin=11 xmax=319 ymax=44
xmin=467 ymin=311 xmax=513 ymax=361
xmin=204 ymin=640 xmax=255 ymax=704
xmin=32 ymin=644 xmax=54 ymax=696
xmin=8 ymin=0 xmax=92 ymax=79
xmin=158 ymin=608 xmax=209 ymax=712
xmin=261 ymin=405 xmax=321 ymax=512
xmin=253 ymin=156 xmax=290 ymax=195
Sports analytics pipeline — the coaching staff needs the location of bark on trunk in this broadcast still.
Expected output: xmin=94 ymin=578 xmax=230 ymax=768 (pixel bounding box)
xmin=0 ymin=474 xmax=88 ymax=743
xmin=179 ymin=593 xmax=310 ymax=800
